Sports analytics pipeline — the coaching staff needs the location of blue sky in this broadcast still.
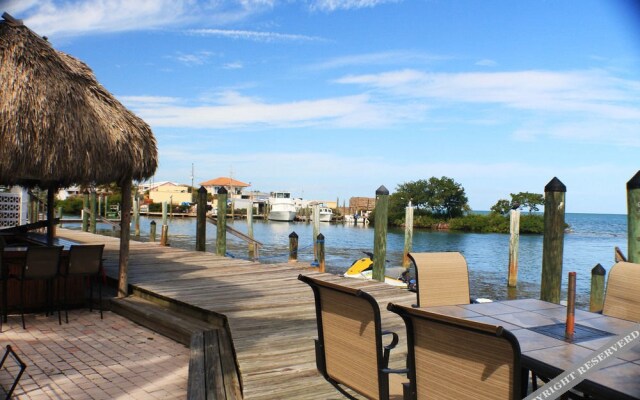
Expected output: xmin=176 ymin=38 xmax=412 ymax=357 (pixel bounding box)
xmin=4 ymin=0 xmax=640 ymax=213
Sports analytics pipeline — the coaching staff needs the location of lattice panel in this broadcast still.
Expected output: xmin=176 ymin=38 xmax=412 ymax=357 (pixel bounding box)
xmin=0 ymin=193 xmax=21 ymax=228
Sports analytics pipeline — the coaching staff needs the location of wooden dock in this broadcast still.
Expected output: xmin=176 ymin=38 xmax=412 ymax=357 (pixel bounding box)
xmin=56 ymin=228 xmax=415 ymax=399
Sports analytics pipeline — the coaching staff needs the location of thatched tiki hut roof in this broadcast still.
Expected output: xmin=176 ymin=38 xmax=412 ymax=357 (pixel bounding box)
xmin=0 ymin=13 xmax=158 ymax=296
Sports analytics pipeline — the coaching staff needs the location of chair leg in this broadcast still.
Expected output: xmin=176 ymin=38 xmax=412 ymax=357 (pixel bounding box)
xmin=64 ymin=276 xmax=69 ymax=324
xmin=89 ymin=277 xmax=93 ymax=313
xmin=56 ymin=278 xmax=62 ymax=325
xmin=20 ymin=280 xmax=25 ymax=330
xmin=98 ymin=275 xmax=103 ymax=319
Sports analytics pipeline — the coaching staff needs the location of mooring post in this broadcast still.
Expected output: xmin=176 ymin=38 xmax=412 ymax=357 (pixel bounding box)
xmin=540 ymin=177 xmax=566 ymax=304
xmin=313 ymin=203 xmax=320 ymax=259
xmin=133 ymin=197 xmax=140 ymax=237
xmin=288 ymin=231 xmax=299 ymax=263
xmin=196 ymin=186 xmax=207 ymax=252
xmin=150 ymin=220 xmax=157 ymax=242
xmin=403 ymin=200 xmax=414 ymax=268
xmin=57 ymin=206 xmax=62 ymax=227
xmin=317 ymin=233 xmax=325 ymax=273
xmin=98 ymin=194 xmax=102 ymax=218
xmin=160 ymin=201 xmax=169 ymax=246
xmin=247 ymin=200 xmax=255 ymax=259
xmin=90 ymin=190 xmax=97 ymax=234
xmin=373 ymin=185 xmax=389 ymax=282
xmin=589 ymin=263 xmax=606 ymax=313
xmin=508 ymin=209 xmax=521 ymax=287
xmin=627 ymin=170 xmax=640 ymax=263
xmin=104 ymin=196 xmax=109 ymax=217
xmin=82 ymin=191 xmax=89 ymax=232
xmin=216 ymin=187 xmax=228 ymax=256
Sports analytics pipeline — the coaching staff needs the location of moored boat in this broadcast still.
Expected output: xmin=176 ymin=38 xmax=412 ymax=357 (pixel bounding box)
xmin=268 ymin=191 xmax=297 ymax=222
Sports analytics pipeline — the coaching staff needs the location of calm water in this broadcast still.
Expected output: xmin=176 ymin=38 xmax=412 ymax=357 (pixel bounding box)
xmin=67 ymin=213 xmax=628 ymax=309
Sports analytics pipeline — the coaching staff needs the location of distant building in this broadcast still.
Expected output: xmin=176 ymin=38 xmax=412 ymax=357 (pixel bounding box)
xmin=146 ymin=182 xmax=192 ymax=205
xmin=200 ymin=177 xmax=250 ymax=197
xmin=56 ymin=186 xmax=81 ymax=200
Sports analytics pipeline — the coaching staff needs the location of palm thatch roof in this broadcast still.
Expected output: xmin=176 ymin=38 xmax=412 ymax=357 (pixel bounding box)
xmin=0 ymin=13 xmax=157 ymax=188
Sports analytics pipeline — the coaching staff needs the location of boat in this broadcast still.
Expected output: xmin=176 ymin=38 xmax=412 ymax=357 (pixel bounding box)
xmin=311 ymin=205 xmax=333 ymax=222
xmin=343 ymin=252 xmax=414 ymax=289
xmin=267 ymin=191 xmax=297 ymax=222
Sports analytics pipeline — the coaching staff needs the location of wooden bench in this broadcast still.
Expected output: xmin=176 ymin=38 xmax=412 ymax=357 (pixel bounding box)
xmin=188 ymin=329 xmax=242 ymax=400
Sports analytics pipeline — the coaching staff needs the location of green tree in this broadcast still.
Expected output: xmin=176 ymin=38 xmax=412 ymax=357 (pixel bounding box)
xmin=510 ymin=192 xmax=544 ymax=213
xmin=490 ymin=199 xmax=511 ymax=215
xmin=425 ymin=176 xmax=470 ymax=218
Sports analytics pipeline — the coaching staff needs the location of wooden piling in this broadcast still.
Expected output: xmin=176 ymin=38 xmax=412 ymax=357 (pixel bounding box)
xmin=540 ymin=177 xmax=566 ymax=304
xmin=98 ymin=194 xmax=102 ymax=218
xmin=403 ymin=201 xmax=413 ymax=268
xmin=196 ymin=186 xmax=207 ymax=252
xmin=105 ymin=196 xmax=109 ymax=217
xmin=133 ymin=197 xmax=140 ymax=237
xmin=313 ymin=203 xmax=320 ymax=258
xmin=508 ymin=209 xmax=521 ymax=287
xmin=589 ymin=263 xmax=606 ymax=313
xmin=216 ymin=187 xmax=228 ymax=257
xmin=372 ymin=185 xmax=389 ymax=282
xmin=247 ymin=200 xmax=255 ymax=259
xmin=627 ymin=170 xmax=640 ymax=263
xmin=317 ymin=233 xmax=325 ymax=273
xmin=117 ymin=177 xmax=132 ymax=298
xmin=288 ymin=231 xmax=298 ymax=263
xmin=565 ymin=271 xmax=576 ymax=341
xmin=150 ymin=221 xmax=157 ymax=242
xmin=160 ymin=201 xmax=169 ymax=246
xmin=82 ymin=192 xmax=89 ymax=232
xmin=90 ymin=190 xmax=97 ymax=234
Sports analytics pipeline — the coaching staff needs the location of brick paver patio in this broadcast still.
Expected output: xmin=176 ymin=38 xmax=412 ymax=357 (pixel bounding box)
xmin=0 ymin=309 xmax=189 ymax=399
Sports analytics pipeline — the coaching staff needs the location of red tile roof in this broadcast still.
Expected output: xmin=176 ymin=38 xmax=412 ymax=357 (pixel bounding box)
xmin=199 ymin=177 xmax=250 ymax=187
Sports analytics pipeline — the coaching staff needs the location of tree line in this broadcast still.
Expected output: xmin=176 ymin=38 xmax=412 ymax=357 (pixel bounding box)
xmin=378 ymin=177 xmax=545 ymax=234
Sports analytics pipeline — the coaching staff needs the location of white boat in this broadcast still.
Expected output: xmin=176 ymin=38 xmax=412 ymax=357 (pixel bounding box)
xmin=311 ymin=205 xmax=333 ymax=222
xmin=268 ymin=191 xmax=297 ymax=222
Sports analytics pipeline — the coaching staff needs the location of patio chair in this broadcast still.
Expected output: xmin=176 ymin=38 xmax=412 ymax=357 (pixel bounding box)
xmin=602 ymin=261 xmax=640 ymax=322
xmin=387 ymin=303 xmax=526 ymax=400
xmin=408 ymin=252 xmax=472 ymax=307
xmin=17 ymin=246 xmax=62 ymax=329
xmin=61 ymin=244 xmax=105 ymax=323
xmin=0 ymin=345 xmax=26 ymax=399
xmin=298 ymin=274 xmax=408 ymax=400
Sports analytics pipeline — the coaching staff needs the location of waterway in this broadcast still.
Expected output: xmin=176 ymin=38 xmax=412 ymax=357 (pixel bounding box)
xmin=67 ymin=212 xmax=628 ymax=310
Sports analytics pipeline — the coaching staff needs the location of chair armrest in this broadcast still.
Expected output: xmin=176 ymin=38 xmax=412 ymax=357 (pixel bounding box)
xmin=382 ymin=368 xmax=409 ymax=375
xmin=381 ymin=330 xmax=399 ymax=367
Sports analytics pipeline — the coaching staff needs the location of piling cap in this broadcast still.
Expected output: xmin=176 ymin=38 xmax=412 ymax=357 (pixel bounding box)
xmin=627 ymin=171 xmax=640 ymax=190
xmin=592 ymin=263 xmax=606 ymax=276
xmin=376 ymin=185 xmax=389 ymax=195
xmin=217 ymin=187 xmax=228 ymax=194
xmin=289 ymin=231 xmax=298 ymax=238
xmin=545 ymin=177 xmax=566 ymax=193
xmin=198 ymin=186 xmax=207 ymax=194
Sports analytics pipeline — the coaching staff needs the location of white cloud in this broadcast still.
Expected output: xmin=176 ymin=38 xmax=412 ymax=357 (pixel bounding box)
xmin=308 ymin=51 xmax=447 ymax=70
xmin=223 ymin=61 xmax=244 ymax=69
xmin=475 ymin=59 xmax=497 ymax=67
xmin=186 ymin=28 xmax=324 ymax=42
xmin=172 ymin=51 xmax=215 ymax=66
xmin=309 ymin=0 xmax=399 ymax=12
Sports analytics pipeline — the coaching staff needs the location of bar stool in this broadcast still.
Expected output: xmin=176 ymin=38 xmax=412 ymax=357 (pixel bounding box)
xmin=62 ymin=244 xmax=104 ymax=323
xmin=18 ymin=246 xmax=62 ymax=329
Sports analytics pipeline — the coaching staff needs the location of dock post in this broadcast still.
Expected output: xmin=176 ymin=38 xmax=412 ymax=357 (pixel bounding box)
xmin=508 ymin=209 xmax=521 ymax=287
xmin=98 ymin=194 xmax=102 ymax=218
xmin=57 ymin=206 xmax=62 ymax=227
xmin=247 ymin=200 xmax=255 ymax=259
xmin=150 ymin=221 xmax=157 ymax=242
xmin=90 ymin=189 xmax=97 ymax=234
xmin=82 ymin=191 xmax=89 ymax=232
xmin=133 ymin=197 xmax=140 ymax=237
xmin=372 ymin=185 xmax=389 ymax=282
xmin=317 ymin=233 xmax=325 ymax=273
xmin=589 ymin=263 xmax=606 ymax=313
xmin=313 ymin=203 xmax=320 ymax=258
xmin=540 ymin=177 xmax=566 ymax=304
xmin=105 ymin=195 xmax=109 ymax=217
xmin=196 ymin=186 xmax=207 ymax=252
xmin=160 ymin=201 xmax=169 ymax=246
xmin=627 ymin=170 xmax=640 ymax=263
xmin=403 ymin=201 xmax=413 ymax=268
xmin=288 ymin=231 xmax=298 ymax=263
xmin=216 ymin=187 xmax=228 ymax=256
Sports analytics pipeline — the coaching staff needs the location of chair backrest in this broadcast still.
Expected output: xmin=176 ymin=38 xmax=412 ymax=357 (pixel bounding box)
xmin=67 ymin=244 xmax=104 ymax=275
xmin=409 ymin=252 xmax=471 ymax=307
xmin=24 ymin=246 xmax=62 ymax=279
xmin=388 ymin=303 xmax=521 ymax=400
xmin=603 ymin=261 xmax=640 ymax=322
xmin=298 ymin=274 xmax=389 ymax=400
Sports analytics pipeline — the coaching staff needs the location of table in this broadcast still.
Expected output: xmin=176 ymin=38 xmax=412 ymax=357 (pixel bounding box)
xmin=423 ymin=299 xmax=640 ymax=400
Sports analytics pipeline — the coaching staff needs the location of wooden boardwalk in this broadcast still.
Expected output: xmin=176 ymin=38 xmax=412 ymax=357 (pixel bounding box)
xmin=57 ymin=228 xmax=415 ymax=399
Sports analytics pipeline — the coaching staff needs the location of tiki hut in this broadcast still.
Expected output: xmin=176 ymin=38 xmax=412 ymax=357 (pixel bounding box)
xmin=0 ymin=13 xmax=158 ymax=296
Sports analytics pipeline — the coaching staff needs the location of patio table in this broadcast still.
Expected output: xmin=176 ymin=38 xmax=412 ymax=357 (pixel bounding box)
xmin=421 ymin=299 xmax=640 ymax=400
